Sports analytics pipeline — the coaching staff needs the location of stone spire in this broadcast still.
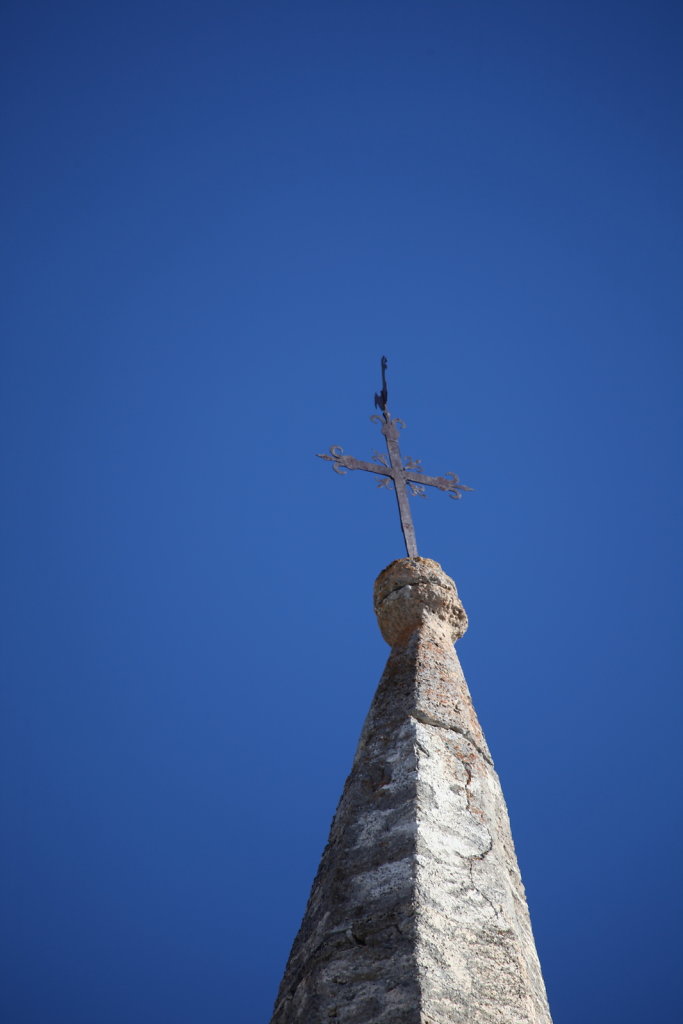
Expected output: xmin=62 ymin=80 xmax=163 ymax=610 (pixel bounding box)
xmin=271 ymin=558 xmax=552 ymax=1024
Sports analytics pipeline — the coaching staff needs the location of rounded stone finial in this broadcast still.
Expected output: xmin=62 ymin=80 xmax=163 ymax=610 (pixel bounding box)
xmin=373 ymin=557 xmax=468 ymax=647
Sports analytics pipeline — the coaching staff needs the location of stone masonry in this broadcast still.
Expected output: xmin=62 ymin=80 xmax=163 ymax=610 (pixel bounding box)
xmin=271 ymin=557 xmax=552 ymax=1024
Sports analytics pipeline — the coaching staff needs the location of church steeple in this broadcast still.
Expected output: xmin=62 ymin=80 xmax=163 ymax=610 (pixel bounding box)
xmin=271 ymin=558 xmax=552 ymax=1023
xmin=272 ymin=363 xmax=551 ymax=1021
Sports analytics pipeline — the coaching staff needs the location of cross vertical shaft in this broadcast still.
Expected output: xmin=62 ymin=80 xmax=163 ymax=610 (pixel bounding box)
xmin=380 ymin=412 xmax=419 ymax=557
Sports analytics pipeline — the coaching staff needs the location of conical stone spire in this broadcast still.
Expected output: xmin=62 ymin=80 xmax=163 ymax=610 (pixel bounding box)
xmin=271 ymin=558 xmax=552 ymax=1024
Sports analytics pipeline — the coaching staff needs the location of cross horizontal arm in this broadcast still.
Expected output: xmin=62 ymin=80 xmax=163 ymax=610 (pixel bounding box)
xmin=317 ymin=449 xmax=393 ymax=478
xmin=402 ymin=469 xmax=474 ymax=496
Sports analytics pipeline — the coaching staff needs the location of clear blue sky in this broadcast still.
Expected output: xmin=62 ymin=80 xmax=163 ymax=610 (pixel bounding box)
xmin=1 ymin=2 xmax=682 ymax=1022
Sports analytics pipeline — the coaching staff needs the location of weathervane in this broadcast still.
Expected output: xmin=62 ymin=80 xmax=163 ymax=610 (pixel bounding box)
xmin=317 ymin=356 xmax=471 ymax=557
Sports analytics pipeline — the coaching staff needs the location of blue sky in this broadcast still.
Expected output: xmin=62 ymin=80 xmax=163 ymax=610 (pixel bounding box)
xmin=1 ymin=2 xmax=682 ymax=1022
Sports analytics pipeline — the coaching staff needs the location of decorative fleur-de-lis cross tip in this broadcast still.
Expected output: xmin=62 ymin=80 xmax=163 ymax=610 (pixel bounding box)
xmin=316 ymin=356 xmax=472 ymax=557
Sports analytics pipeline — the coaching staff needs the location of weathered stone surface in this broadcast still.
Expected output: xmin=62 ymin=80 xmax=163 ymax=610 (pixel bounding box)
xmin=271 ymin=558 xmax=552 ymax=1024
xmin=374 ymin=557 xmax=468 ymax=647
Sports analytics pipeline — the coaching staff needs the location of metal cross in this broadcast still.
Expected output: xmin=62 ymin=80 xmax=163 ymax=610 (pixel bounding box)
xmin=317 ymin=356 xmax=472 ymax=557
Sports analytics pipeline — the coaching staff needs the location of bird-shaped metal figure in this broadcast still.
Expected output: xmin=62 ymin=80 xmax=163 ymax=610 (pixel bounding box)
xmin=374 ymin=355 xmax=388 ymax=412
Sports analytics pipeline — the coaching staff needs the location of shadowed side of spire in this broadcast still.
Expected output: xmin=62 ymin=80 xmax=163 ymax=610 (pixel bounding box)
xmin=271 ymin=558 xmax=552 ymax=1024
xmin=270 ymin=634 xmax=423 ymax=1023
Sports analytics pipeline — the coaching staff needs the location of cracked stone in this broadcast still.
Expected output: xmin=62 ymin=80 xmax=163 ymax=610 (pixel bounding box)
xmin=270 ymin=558 xmax=552 ymax=1024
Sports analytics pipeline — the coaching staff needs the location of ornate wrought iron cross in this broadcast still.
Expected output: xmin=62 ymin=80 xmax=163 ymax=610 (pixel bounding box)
xmin=317 ymin=356 xmax=471 ymax=557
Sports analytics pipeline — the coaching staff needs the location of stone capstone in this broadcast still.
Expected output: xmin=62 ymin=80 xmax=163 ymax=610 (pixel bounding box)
xmin=271 ymin=558 xmax=552 ymax=1024
xmin=374 ymin=557 xmax=468 ymax=647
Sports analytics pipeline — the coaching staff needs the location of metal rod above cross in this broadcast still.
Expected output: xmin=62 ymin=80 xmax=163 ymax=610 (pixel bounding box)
xmin=317 ymin=356 xmax=472 ymax=557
